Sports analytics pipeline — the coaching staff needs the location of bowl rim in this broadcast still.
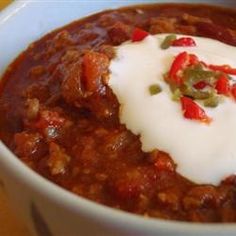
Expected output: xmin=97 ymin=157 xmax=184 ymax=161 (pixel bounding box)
xmin=1 ymin=0 xmax=236 ymax=234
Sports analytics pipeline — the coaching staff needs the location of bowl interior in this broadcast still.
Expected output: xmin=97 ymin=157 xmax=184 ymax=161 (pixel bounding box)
xmin=0 ymin=1 xmax=236 ymax=236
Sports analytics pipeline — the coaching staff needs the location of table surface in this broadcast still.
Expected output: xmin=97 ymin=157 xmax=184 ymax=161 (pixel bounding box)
xmin=0 ymin=1 xmax=32 ymax=235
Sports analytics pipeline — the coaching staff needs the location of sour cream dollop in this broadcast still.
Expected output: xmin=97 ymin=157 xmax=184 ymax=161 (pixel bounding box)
xmin=109 ymin=34 xmax=236 ymax=185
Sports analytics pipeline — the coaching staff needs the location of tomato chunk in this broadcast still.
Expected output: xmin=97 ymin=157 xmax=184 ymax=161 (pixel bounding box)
xmin=215 ymin=74 xmax=230 ymax=95
xmin=180 ymin=97 xmax=211 ymax=123
xmin=172 ymin=37 xmax=196 ymax=47
xmin=131 ymin=28 xmax=149 ymax=42
xmin=83 ymin=51 xmax=109 ymax=92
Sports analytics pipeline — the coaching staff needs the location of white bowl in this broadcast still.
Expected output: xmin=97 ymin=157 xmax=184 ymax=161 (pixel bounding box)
xmin=0 ymin=1 xmax=236 ymax=236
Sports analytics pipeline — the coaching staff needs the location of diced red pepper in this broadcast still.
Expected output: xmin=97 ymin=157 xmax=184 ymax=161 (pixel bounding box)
xmin=188 ymin=54 xmax=199 ymax=66
xmin=180 ymin=96 xmax=211 ymax=123
xmin=169 ymin=52 xmax=188 ymax=78
xmin=131 ymin=28 xmax=149 ymax=42
xmin=231 ymin=83 xmax=236 ymax=100
xmin=168 ymin=52 xmax=202 ymax=85
xmin=215 ymin=74 xmax=230 ymax=95
xmin=167 ymin=74 xmax=183 ymax=86
xmin=168 ymin=51 xmax=189 ymax=85
xmin=193 ymin=81 xmax=208 ymax=90
xmin=208 ymin=64 xmax=236 ymax=75
xmin=172 ymin=37 xmax=196 ymax=47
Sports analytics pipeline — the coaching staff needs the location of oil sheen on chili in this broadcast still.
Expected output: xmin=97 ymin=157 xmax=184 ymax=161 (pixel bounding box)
xmin=1 ymin=3 xmax=236 ymax=223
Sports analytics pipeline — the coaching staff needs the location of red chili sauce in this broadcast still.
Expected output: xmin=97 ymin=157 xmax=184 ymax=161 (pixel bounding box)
xmin=1 ymin=4 xmax=236 ymax=222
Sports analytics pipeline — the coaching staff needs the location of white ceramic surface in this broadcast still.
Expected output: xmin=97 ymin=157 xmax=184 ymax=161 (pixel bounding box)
xmin=0 ymin=1 xmax=236 ymax=236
